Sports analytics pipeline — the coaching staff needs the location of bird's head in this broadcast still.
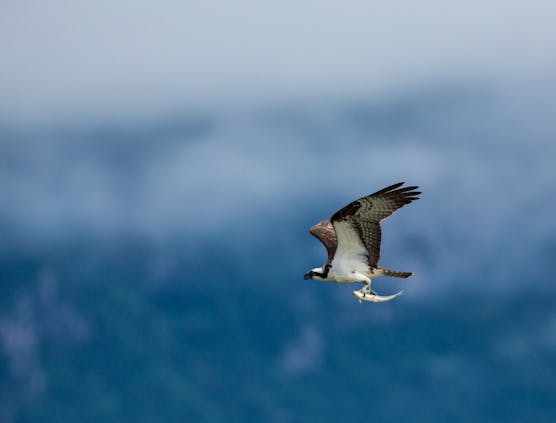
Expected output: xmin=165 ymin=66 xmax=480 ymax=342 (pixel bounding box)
xmin=304 ymin=266 xmax=327 ymax=281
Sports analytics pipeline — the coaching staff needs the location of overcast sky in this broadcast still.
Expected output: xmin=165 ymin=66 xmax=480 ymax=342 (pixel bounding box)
xmin=2 ymin=0 xmax=556 ymax=125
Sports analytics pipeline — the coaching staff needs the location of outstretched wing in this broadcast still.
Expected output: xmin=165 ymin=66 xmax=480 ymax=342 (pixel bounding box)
xmin=309 ymin=220 xmax=337 ymax=264
xmin=330 ymin=182 xmax=420 ymax=267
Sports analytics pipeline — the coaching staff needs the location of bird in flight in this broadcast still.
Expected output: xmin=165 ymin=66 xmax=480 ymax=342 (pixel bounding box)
xmin=304 ymin=182 xmax=420 ymax=303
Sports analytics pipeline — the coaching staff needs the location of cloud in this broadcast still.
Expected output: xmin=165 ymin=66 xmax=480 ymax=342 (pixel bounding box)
xmin=2 ymin=87 xmax=555 ymax=244
xmin=1 ymin=1 xmax=556 ymax=125
xmin=280 ymin=325 xmax=325 ymax=374
xmin=1 ymin=84 xmax=555 ymax=301
xmin=0 ymin=267 xmax=91 ymax=413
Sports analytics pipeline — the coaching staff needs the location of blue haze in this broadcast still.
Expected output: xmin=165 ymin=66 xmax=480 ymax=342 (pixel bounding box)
xmin=2 ymin=84 xmax=556 ymax=422
xmin=2 ymin=1 xmax=556 ymax=421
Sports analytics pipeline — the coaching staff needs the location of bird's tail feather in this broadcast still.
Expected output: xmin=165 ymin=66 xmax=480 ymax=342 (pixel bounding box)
xmin=381 ymin=268 xmax=413 ymax=278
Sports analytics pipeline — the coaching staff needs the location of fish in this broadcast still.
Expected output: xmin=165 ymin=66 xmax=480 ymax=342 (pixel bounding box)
xmin=352 ymin=289 xmax=403 ymax=303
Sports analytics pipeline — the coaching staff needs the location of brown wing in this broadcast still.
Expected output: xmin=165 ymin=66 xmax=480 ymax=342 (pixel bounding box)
xmin=331 ymin=182 xmax=420 ymax=267
xmin=309 ymin=220 xmax=337 ymax=264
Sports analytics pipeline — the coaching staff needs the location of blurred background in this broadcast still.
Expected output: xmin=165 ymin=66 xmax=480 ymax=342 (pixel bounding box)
xmin=2 ymin=1 xmax=556 ymax=421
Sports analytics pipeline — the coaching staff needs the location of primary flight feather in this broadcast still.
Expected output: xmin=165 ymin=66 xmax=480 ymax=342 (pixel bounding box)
xmin=304 ymin=182 xmax=421 ymax=303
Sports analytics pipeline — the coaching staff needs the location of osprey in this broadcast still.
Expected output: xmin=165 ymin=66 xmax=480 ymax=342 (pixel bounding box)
xmin=304 ymin=182 xmax=420 ymax=303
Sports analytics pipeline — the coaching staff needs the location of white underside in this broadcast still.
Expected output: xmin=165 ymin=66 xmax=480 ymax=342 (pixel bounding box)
xmin=326 ymin=220 xmax=382 ymax=284
xmin=325 ymin=265 xmax=384 ymax=284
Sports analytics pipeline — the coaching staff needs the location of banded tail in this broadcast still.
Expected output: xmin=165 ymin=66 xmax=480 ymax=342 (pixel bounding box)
xmin=381 ymin=268 xmax=413 ymax=278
